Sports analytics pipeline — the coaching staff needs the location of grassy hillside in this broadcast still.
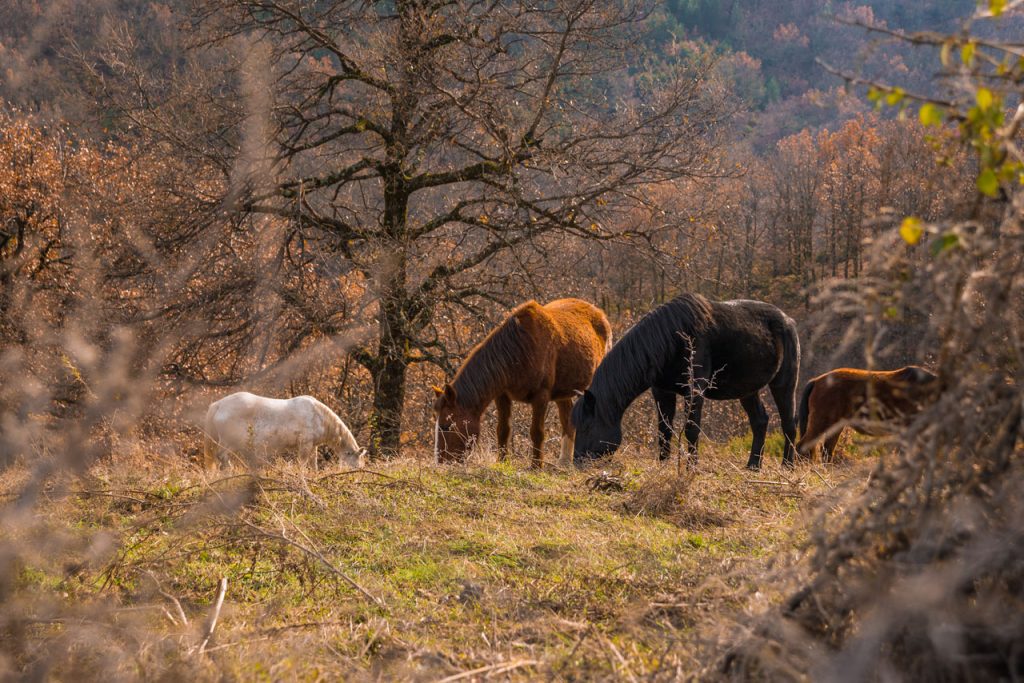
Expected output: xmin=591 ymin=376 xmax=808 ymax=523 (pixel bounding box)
xmin=2 ymin=439 xmax=865 ymax=679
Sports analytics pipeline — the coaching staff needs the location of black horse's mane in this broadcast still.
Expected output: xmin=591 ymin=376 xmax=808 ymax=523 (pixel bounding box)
xmin=589 ymin=293 xmax=713 ymax=412
xmin=451 ymin=303 xmax=537 ymax=408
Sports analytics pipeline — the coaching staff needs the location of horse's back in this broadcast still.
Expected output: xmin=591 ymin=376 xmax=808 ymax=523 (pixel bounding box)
xmin=508 ymin=298 xmax=611 ymax=398
xmin=210 ymin=391 xmax=296 ymax=413
xmin=715 ymin=299 xmax=797 ymax=335
xmin=809 ymin=366 xmax=933 ymax=387
xmin=695 ymin=299 xmax=798 ymax=399
xmin=207 ymin=392 xmax=320 ymax=439
xmin=543 ymin=298 xmax=612 ymax=345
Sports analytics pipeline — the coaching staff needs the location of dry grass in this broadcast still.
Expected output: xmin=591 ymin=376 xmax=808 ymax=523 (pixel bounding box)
xmin=0 ymin=435 xmax=868 ymax=680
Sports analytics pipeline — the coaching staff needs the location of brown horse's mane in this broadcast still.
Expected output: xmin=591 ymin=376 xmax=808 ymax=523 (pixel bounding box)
xmin=451 ymin=303 xmax=539 ymax=409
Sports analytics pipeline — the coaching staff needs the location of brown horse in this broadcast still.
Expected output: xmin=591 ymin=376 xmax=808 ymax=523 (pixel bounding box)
xmin=796 ymin=366 xmax=938 ymax=461
xmin=432 ymin=298 xmax=612 ymax=467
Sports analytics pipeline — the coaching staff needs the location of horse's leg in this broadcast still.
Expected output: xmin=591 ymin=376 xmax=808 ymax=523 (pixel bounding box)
xmin=681 ymin=391 xmax=705 ymax=470
xmin=740 ymin=393 xmax=770 ymax=471
xmin=821 ymin=430 xmax=843 ymax=464
xmin=495 ymin=394 xmax=512 ymax=461
xmin=796 ymin=409 xmax=834 ymax=462
xmin=299 ymin=440 xmax=317 ymax=473
xmin=794 ymin=434 xmax=815 ymax=461
xmin=652 ymin=387 xmax=677 ymax=462
xmin=529 ymin=397 xmax=549 ymax=469
xmin=555 ymin=398 xmax=574 ymax=469
xmin=769 ymin=368 xmax=799 ymax=469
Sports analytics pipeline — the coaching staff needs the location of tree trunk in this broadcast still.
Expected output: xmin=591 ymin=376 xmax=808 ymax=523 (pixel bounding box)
xmin=369 ymin=258 xmax=410 ymax=457
xmin=368 ymin=146 xmax=411 ymax=456
xmin=369 ymin=340 xmax=408 ymax=457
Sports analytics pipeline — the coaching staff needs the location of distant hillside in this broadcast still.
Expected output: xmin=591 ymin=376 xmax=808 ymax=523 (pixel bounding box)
xmin=0 ymin=0 xmax=979 ymax=143
xmin=644 ymin=0 xmax=979 ymax=147
xmin=663 ymin=0 xmax=974 ymax=98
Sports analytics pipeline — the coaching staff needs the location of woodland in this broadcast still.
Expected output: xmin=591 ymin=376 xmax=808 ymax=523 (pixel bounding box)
xmin=0 ymin=0 xmax=1022 ymax=680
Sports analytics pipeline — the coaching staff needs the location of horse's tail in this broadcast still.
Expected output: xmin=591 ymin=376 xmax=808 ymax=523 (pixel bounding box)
xmin=595 ymin=310 xmax=613 ymax=355
xmin=798 ymin=379 xmax=815 ymax=439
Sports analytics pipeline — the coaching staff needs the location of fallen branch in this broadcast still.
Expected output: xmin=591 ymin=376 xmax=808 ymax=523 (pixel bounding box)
xmin=436 ymin=659 xmax=541 ymax=682
xmin=146 ymin=570 xmax=189 ymax=627
xmin=198 ymin=577 xmax=227 ymax=655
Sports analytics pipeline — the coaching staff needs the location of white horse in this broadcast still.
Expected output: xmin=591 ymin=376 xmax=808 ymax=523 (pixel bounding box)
xmin=203 ymin=392 xmax=365 ymax=471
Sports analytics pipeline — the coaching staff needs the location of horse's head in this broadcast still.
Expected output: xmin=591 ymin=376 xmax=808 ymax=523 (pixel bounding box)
xmin=902 ymin=365 xmax=938 ymax=386
xmin=338 ymin=446 xmax=367 ymax=469
xmin=571 ymin=389 xmax=622 ymax=462
xmin=432 ymin=384 xmax=480 ymax=463
xmin=898 ymin=366 xmax=940 ymax=404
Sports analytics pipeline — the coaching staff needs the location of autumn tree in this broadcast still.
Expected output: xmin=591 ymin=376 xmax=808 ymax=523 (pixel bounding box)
xmin=155 ymin=0 xmax=732 ymax=456
xmin=0 ymin=113 xmax=71 ymax=342
xmin=817 ymin=116 xmax=881 ymax=278
xmin=0 ymin=110 xmax=148 ymax=344
xmin=767 ymin=129 xmax=820 ymax=296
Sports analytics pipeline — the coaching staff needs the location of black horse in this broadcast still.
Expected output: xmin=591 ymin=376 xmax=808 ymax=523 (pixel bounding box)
xmin=572 ymin=294 xmax=800 ymax=470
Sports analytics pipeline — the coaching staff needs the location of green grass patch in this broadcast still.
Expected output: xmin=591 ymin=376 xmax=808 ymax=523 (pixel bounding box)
xmin=0 ymin=436 xmax=855 ymax=680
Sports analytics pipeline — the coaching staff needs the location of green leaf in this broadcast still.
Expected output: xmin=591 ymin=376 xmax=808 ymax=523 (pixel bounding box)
xmin=885 ymin=88 xmax=905 ymax=106
xmin=919 ymin=103 xmax=944 ymax=127
xmin=900 ymin=217 xmax=924 ymax=245
xmin=940 ymin=40 xmax=953 ymax=67
xmin=977 ymin=87 xmax=994 ymax=109
xmin=962 ymin=42 xmax=976 ymax=66
xmin=990 ymin=0 xmax=1007 ymax=16
xmin=931 ymin=233 xmax=960 ymax=256
xmin=978 ymin=168 xmax=1000 ymax=197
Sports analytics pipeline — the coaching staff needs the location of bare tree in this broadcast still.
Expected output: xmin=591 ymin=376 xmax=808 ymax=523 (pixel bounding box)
xmin=171 ymin=0 xmax=731 ymax=455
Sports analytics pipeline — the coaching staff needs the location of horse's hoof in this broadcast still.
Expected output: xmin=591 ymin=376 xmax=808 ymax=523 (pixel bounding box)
xmin=745 ymin=462 xmax=761 ymax=471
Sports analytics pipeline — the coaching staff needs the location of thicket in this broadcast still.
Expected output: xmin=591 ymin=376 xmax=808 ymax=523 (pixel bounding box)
xmin=707 ymin=5 xmax=1024 ymax=679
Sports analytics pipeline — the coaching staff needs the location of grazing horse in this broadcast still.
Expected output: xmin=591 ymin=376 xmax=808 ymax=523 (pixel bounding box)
xmin=796 ymin=366 xmax=938 ymax=462
xmin=203 ymin=392 xmax=365 ymax=471
xmin=432 ymin=298 xmax=612 ymax=468
xmin=572 ymin=294 xmax=801 ymax=470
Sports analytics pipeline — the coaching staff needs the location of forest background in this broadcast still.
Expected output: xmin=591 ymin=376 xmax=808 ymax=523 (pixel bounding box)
xmin=0 ymin=0 xmax=997 ymax=459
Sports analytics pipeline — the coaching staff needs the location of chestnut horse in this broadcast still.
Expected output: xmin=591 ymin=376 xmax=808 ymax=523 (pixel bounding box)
xmin=796 ymin=365 xmax=938 ymax=461
xmin=432 ymin=299 xmax=612 ymax=467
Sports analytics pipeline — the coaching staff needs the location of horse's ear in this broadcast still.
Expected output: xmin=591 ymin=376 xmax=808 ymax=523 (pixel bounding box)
xmin=444 ymin=384 xmax=456 ymax=401
xmin=581 ymin=390 xmax=596 ymax=414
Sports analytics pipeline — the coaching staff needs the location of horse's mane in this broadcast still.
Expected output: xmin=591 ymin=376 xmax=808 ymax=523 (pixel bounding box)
xmin=451 ymin=303 xmax=539 ymax=408
xmin=590 ymin=293 xmax=714 ymax=412
xmin=306 ymin=397 xmax=357 ymax=449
